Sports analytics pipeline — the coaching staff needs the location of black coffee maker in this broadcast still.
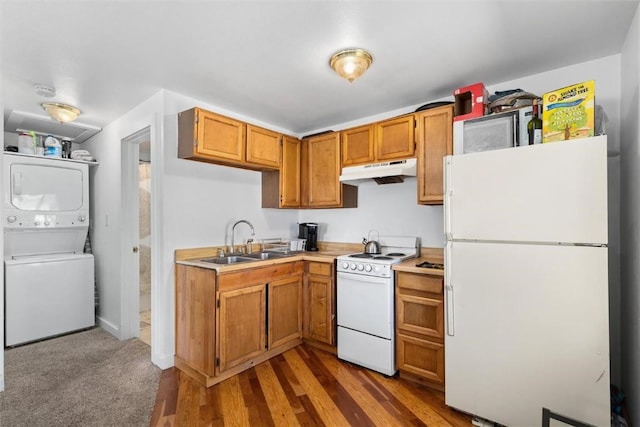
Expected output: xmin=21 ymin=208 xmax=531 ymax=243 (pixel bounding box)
xmin=298 ymin=223 xmax=319 ymax=252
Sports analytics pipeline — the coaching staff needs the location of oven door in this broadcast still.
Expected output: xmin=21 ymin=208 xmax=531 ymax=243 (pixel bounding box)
xmin=336 ymin=271 xmax=394 ymax=339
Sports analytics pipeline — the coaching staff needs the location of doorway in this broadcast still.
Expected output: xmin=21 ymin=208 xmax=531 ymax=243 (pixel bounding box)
xmin=138 ymin=143 xmax=152 ymax=345
xmin=121 ymin=127 xmax=151 ymax=345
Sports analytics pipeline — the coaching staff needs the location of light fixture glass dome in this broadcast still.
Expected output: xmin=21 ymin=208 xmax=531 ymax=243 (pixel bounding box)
xmin=41 ymin=102 xmax=81 ymax=123
xmin=329 ymin=48 xmax=373 ymax=82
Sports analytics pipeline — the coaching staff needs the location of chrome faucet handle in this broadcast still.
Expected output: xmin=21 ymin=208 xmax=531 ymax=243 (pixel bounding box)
xmin=218 ymin=248 xmax=226 ymax=257
xmin=246 ymin=238 xmax=254 ymax=254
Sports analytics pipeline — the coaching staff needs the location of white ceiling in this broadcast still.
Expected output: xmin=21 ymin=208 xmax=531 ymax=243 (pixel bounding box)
xmin=2 ymin=0 xmax=639 ymax=136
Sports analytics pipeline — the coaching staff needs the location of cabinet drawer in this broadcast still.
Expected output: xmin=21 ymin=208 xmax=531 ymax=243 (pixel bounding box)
xmin=396 ymin=333 xmax=444 ymax=384
xmin=308 ymin=261 xmax=333 ymax=277
xmin=396 ymin=293 xmax=444 ymax=339
xmin=397 ymin=272 xmax=443 ymax=294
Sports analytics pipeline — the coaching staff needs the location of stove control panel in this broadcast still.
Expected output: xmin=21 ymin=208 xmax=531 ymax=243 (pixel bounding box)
xmin=337 ymin=260 xmax=392 ymax=278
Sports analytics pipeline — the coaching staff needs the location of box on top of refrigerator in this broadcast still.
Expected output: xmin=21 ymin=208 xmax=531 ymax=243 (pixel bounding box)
xmin=542 ymin=80 xmax=595 ymax=143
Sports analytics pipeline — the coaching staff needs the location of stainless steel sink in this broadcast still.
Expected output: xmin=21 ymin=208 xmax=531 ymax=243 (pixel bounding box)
xmin=199 ymin=256 xmax=255 ymax=265
xmin=243 ymin=251 xmax=288 ymax=260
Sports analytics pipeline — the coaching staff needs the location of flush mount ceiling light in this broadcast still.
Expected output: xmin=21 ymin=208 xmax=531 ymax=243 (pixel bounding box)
xmin=41 ymin=102 xmax=81 ymax=123
xmin=329 ymin=48 xmax=373 ymax=82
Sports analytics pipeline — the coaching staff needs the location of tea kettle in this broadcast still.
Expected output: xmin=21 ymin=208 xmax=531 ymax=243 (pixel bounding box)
xmin=362 ymin=229 xmax=381 ymax=254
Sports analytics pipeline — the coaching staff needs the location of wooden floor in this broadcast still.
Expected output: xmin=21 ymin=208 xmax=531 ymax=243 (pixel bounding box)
xmin=150 ymin=344 xmax=472 ymax=426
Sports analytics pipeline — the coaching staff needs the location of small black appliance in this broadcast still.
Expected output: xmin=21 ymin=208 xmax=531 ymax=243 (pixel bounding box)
xmin=298 ymin=223 xmax=319 ymax=252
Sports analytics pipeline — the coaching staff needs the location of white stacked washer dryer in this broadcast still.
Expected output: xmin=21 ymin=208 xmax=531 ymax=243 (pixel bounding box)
xmin=3 ymin=153 xmax=95 ymax=347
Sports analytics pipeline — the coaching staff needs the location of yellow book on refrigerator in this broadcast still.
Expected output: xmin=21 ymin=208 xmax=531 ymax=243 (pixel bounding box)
xmin=542 ymin=80 xmax=595 ymax=143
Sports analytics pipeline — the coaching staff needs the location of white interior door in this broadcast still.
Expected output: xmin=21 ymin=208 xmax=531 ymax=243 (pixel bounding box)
xmin=444 ymin=241 xmax=610 ymax=427
xmin=445 ymin=135 xmax=608 ymax=244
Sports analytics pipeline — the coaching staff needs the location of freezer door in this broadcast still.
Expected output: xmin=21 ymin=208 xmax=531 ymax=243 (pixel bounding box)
xmin=444 ymin=241 xmax=610 ymax=427
xmin=444 ymin=135 xmax=607 ymax=245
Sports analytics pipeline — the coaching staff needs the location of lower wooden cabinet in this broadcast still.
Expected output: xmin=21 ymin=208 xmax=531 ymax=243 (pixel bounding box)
xmin=175 ymin=264 xmax=217 ymax=377
xmin=395 ymin=270 xmax=445 ymax=390
xmin=175 ymin=261 xmax=304 ymax=387
xmin=303 ymin=261 xmax=336 ymax=351
xmin=218 ymin=284 xmax=267 ymax=372
xmin=268 ymin=275 xmax=303 ymax=348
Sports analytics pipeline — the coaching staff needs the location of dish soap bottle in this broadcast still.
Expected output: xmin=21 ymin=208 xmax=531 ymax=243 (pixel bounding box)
xmin=44 ymin=135 xmax=62 ymax=157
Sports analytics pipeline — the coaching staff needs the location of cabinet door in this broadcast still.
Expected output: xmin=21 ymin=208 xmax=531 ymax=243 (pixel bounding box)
xmin=342 ymin=124 xmax=375 ymax=166
xmin=396 ymin=293 xmax=444 ymax=339
xmin=218 ymin=284 xmax=266 ymax=372
xmin=375 ymin=115 xmax=415 ymax=161
xmin=306 ymin=133 xmax=342 ymax=207
xmin=396 ymin=333 xmax=445 ymax=384
xmin=416 ymin=105 xmax=453 ymax=204
xmin=305 ymin=273 xmax=334 ymax=345
xmin=280 ymin=135 xmax=301 ymax=207
xmin=246 ymin=124 xmax=281 ymax=169
xmin=196 ymin=109 xmax=246 ymax=162
xmin=175 ymin=265 xmax=217 ymax=377
xmin=268 ymin=274 xmax=303 ymax=348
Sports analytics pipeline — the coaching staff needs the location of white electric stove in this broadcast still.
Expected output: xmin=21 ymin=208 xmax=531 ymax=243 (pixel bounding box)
xmin=336 ymin=236 xmax=419 ymax=376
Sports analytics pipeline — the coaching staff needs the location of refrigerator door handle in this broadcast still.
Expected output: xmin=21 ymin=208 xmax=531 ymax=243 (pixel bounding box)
xmin=444 ymin=156 xmax=453 ymax=238
xmin=445 ymin=241 xmax=454 ymax=336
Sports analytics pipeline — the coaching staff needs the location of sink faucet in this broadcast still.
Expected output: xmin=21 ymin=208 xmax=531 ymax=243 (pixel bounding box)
xmin=231 ymin=220 xmax=255 ymax=254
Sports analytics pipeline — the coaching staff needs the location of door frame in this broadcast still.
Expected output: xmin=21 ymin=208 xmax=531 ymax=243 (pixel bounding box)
xmin=120 ymin=127 xmax=149 ymax=340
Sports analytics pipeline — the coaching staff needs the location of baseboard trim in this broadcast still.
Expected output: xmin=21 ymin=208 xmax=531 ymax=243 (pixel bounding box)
xmin=152 ymin=352 xmax=174 ymax=370
xmin=96 ymin=316 xmax=119 ymax=337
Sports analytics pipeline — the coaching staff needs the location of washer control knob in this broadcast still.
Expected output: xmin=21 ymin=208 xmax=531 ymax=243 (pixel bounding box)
xmin=44 ymin=221 xmax=50 ymax=226
xmin=365 ymin=264 xmax=373 ymax=272
xmin=78 ymin=215 xmax=86 ymax=222
xmin=34 ymin=221 xmax=40 ymax=226
xmin=7 ymin=216 xmax=16 ymax=223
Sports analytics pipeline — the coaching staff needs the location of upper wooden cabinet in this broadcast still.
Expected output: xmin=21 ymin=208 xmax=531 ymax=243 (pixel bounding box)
xmin=341 ymin=115 xmax=415 ymax=167
xmin=178 ymin=107 xmax=281 ymax=171
xmin=262 ymin=135 xmax=301 ymax=208
xmin=303 ymin=132 xmax=357 ymax=208
xmin=341 ymin=124 xmax=375 ymax=166
xmin=416 ymin=105 xmax=454 ymax=205
xmin=375 ymin=114 xmax=416 ymax=161
xmin=246 ymin=124 xmax=281 ymax=169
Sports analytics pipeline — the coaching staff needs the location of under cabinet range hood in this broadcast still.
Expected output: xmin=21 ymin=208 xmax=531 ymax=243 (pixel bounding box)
xmin=339 ymin=158 xmax=417 ymax=185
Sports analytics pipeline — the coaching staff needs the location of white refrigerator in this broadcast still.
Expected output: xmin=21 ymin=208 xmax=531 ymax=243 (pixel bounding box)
xmin=443 ymin=135 xmax=610 ymax=427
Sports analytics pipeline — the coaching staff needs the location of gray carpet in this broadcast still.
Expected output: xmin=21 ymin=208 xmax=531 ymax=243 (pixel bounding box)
xmin=0 ymin=327 xmax=161 ymax=427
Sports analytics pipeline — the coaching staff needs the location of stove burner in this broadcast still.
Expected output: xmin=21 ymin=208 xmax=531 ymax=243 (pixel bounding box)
xmin=417 ymin=261 xmax=444 ymax=270
xmin=385 ymin=252 xmax=406 ymax=257
xmin=373 ymin=256 xmax=393 ymax=260
xmin=349 ymin=253 xmax=374 ymax=258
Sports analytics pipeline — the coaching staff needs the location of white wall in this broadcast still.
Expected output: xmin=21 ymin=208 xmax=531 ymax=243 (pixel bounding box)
xmin=82 ymin=93 xmax=164 ymax=339
xmin=620 ymin=5 xmax=640 ymax=425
